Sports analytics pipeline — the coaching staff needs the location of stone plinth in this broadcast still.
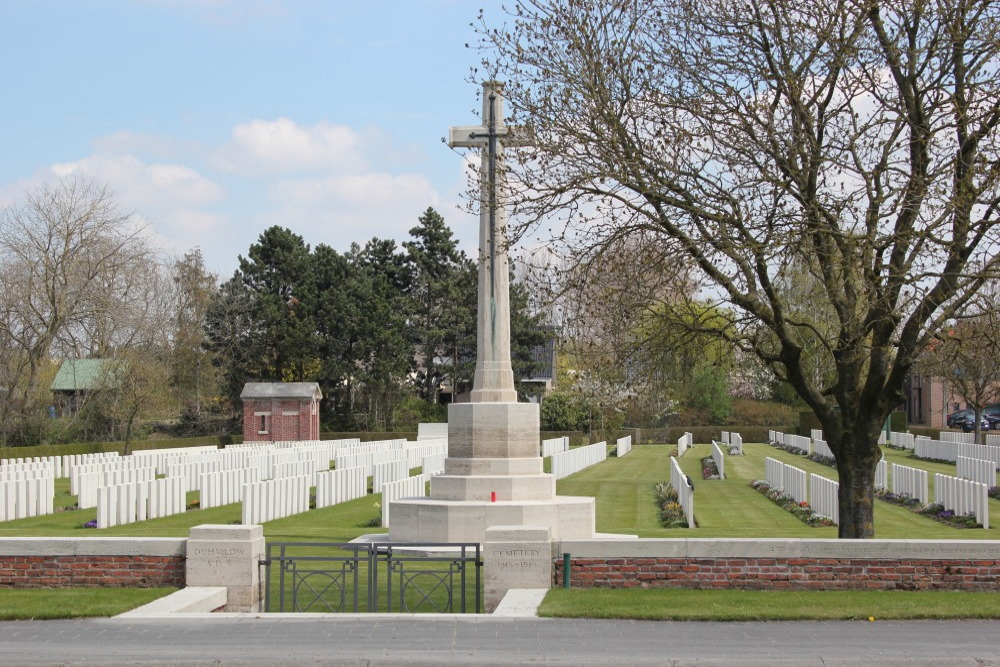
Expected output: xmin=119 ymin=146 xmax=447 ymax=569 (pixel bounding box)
xmin=388 ymin=495 xmax=595 ymax=544
xmin=185 ymin=524 xmax=265 ymax=612
xmin=388 ymin=401 xmax=596 ymax=544
xmin=447 ymin=402 xmax=540 ymax=459
xmin=483 ymin=525 xmax=552 ymax=612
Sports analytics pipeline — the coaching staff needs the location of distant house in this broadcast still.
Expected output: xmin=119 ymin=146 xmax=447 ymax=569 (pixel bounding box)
xmin=240 ymin=382 xmax=322 ymax=442
xmin=522 ymin=326 xmax=558 ymax=396
xmin=50 ymin=359 xmax=115 ymax=416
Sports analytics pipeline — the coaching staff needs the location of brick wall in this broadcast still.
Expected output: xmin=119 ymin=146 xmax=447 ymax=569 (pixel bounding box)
xmin=0 ymin=537 xmax=187 ymax=589
xmin=556 ymin=556 xmax=1000 ymax=592
xmin=0 ymin=554 xmax=184 ymax=588
xmin=242 ymin=398 xmax=319 ymax=443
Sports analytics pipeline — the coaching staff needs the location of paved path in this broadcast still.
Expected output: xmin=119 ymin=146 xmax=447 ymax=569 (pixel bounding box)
xmin=0 ymin=616 xmax=997 ymax=665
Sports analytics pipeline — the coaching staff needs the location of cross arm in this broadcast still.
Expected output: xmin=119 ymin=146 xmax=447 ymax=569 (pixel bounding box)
xmin=448 ymin=125 xmax=488 ymax=148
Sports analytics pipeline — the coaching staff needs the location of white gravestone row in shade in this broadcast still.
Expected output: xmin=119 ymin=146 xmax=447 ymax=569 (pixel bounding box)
xmin=710 ymin=442 xmax=725 ymax=479
xmin=888 ymin=431 xmax=915 ymax=449
xmin=372 ymin=459 xmax=410 ymax=494
xmin=541 ymin=436 xmax=570 ymax=458
xmin=615 ymin=436 xmax=633 ymax=457
xmin=809 ymin=473 xmax=839 ymax=524
xmin=721 ymin=432 xmax=743 ymax=455
xmin=200 ymin=468 xmax=263 ymax=509
xmin=0 ymin=436 xmax=436 ymax=529
xmin=421 ymin=453 xmax=446 ymax=476
xmin=940 ymin=431 xmax=976 ymax=444
xmin=241 ymin=475 xmax=310 ymax=525
xmin=892 ymin=463 xmax=929 ymax=506
xmin=315 ymin=466 xmax=368 ymax=509
xmin=550 ymin=441 xmax=607 ymax=480
xmin=381 ymin=474 xmax=429 ymax=527
xmin=769 ymin=430 xmax=811 ymax=454
xmin=669 ymin=455 xmax=695 ymax=527
xmin=915 ymin=438 xmax=961 ymax=462
xmin=677 ymin=432 xmax=693 ymax=457
xmin=935 ymin=473 xmax=990 ymax=529
xmin=763 ymin=457 xmax=889 ymax=526
xmin=956 ymin=456 xmax=996 ymax=487
xmin=957 ymin=442 xmax=1000 ymax=471
xmin=0 ymin=475 xmax=54 ymax=521
xmin=765 ymin=457 xmax=807 ymax=505
xmin=96 ymin=476 xmax=187 ymax=528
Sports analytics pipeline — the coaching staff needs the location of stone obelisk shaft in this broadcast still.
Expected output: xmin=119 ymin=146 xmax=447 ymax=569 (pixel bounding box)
xmin=471 ymin=82 xmax=517 ymax=403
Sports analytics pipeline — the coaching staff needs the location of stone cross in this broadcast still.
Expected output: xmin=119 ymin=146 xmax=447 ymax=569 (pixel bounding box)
xmin=449 ymin=81 xmax=531 ymax=403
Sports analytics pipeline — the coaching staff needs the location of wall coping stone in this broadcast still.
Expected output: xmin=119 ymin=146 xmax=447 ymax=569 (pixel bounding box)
xmin=0 ymin=537 xmax=186 ymax=557
xmin=556 ymin=538 xmax=1000 ymax=560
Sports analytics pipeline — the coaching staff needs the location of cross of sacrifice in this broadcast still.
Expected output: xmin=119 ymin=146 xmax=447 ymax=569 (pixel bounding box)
xmin=448 ymin=81 xmax=532 ymax=403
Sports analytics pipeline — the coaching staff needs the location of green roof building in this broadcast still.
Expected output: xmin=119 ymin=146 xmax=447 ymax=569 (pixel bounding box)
xmin=50 ymin=359 xmax=115 ymax=415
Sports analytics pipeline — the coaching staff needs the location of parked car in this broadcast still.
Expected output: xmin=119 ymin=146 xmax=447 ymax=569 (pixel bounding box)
xmin=954 ymin=413 xmax=991 ymax=432
xmin=947 ymin=408 xmax=975 ymax=428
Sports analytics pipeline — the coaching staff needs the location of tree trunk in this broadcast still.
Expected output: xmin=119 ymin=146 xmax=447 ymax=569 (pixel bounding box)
xmin=833 ymin=426 xmax=883 ymax=539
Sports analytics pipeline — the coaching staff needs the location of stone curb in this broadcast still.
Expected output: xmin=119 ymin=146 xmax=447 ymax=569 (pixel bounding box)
xmin=116 ymin=586 xmax=546 ymax=619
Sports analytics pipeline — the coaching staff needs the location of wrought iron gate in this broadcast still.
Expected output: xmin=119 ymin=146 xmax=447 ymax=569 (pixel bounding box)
xmin=261 ymin=541 xmax=482 ymax=613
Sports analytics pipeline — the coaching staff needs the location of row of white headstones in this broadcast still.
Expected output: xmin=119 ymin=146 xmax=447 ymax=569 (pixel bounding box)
xmin=767 ymin=429 xmax=998 ymax=528
xmin=0 ymin=437 xmax=449 ymax=527
xmin=0 ymin=430 xmax=631 ymax=529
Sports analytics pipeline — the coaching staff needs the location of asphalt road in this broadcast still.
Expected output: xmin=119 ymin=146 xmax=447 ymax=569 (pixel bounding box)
xmin=0 ymin=616 xmax=997 ymax=665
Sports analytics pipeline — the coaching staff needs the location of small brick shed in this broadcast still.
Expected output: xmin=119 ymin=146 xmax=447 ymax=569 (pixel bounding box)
xmin=240 ymin=382 xmax=322 ymax=442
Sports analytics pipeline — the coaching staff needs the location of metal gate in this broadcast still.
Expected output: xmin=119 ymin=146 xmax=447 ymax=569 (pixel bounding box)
xmin=261 ymin=541 xmax=482 ymax=613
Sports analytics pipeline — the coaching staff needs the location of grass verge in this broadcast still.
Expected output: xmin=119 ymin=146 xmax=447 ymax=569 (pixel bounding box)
xmin=0 ymin=588 xmax=178 ymax=620
xmin=539 ymin=588 xmax=1000 ymax=621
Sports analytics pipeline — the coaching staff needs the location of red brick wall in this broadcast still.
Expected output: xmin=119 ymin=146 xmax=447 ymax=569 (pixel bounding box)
xmin=242 ymin=398 xmax=319 ymax=442
xmin=556 ymin=557 xmax=1000 ymax=592
xmin=0 ymin=554 xmax=185 ymax=588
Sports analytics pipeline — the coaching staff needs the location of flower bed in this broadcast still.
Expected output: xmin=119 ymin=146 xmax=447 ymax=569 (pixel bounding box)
xmin=806 ymin=452 xmax=836 ymax=468
xmin=701 ymin=456 xmax=720 ymax=480
xmin=653 ymin=481 xmax=689 ymax=528
xmin=749 ymin=479 xmax=835 ymax=527
xmin=875 ymin=489 xmax=982 ymax=529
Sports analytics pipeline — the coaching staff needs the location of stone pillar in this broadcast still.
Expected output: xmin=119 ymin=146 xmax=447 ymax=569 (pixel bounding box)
xmin=186 ymin=524 xmax=265 ymax=613
xmin=483 ymin=525 xmax=552 ymax=612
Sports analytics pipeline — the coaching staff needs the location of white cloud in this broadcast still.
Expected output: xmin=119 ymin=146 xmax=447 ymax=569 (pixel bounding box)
xmin=49 ymin=154 xmax=224 ymax=209
xmin=262 ymin=171 xmax=456 ymax=247
xmin=38 ymin=154 xmax=231 ymax=266
xmin=1 ymin=117 xmax=471 ymax=275
xmin=212 ymin=118 xmax=371 ymax=175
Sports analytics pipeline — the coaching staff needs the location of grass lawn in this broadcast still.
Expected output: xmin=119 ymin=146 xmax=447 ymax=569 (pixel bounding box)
xmin=557 ymin=443 xmax=999 ymax=538
xmin=540 ymin=588 xmax=1000 ymax=620
xmin=0 ymin=588 xmax=178 ymax=620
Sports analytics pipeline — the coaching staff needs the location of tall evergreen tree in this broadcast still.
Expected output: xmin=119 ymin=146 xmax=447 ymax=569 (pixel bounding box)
xmin=403 ymin=208 xmax=476 ymax=403
xmin=237 ymin=227 xmax=317 ymax=382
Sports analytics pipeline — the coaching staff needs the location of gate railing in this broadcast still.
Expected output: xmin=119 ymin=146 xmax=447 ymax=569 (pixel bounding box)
xmin=261 ymin=541 xmax=482 ymax=613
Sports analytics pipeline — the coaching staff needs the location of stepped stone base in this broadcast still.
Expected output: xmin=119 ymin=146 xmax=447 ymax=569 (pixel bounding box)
xmin=431 ymin=473 xmax=555 ymax=501
xmin=387 ymin=496 xmax=595 ymax=543
xmin=387 ymin=400 xmax=597 ymax=544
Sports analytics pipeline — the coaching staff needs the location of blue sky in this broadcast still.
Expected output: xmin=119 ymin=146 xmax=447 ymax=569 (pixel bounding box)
xmin=0 ymin=0 xmax=508 ymax=277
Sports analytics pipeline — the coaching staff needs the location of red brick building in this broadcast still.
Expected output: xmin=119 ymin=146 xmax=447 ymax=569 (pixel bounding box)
xmin=240 ymin=382 xmax=322 ymax=443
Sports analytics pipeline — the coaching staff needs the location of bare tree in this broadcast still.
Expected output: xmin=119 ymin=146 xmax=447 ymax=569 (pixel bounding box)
xmin=477 ymin=0 xmax=1000 ymax=537
xmin=919 ymin=314 xmax=1000 ymax=441
xmin=96 ymin=348 xmax=173 ymax=455
xmin=171 ymin=249 xmax=219 ymax=418
xmin=0 ymin=177 xmax=157 ymax=444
